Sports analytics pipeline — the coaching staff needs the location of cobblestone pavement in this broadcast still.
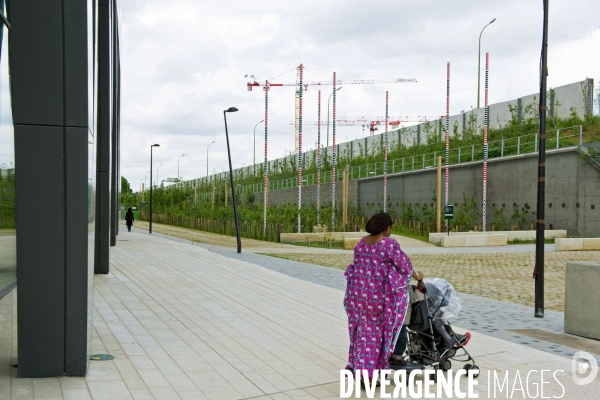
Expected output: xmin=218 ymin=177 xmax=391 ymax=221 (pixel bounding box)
xmin=255 ymin=251 xmax=600 ymax=313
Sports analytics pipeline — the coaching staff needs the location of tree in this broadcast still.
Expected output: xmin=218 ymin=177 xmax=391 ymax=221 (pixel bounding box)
xmin=121 ymin=176 xmax=131 ymax=194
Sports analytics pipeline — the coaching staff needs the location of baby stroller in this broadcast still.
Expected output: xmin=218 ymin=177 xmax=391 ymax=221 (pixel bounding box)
xmin=393 ymin=279 xmax=479 ymax=378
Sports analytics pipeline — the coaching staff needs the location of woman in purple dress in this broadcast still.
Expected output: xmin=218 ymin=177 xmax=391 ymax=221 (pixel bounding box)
xmin=344 ymin=212 xmax=422 ymax=381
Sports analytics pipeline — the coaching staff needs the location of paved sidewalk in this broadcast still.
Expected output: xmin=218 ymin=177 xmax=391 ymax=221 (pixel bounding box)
xmin=1 ymin=229 xmax=598 ymax=399
xmin=130 ymin=227 xmax=600 ymax=364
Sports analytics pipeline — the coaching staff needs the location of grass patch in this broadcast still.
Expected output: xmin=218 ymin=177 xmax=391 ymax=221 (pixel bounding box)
xmin=508 ymin=238 xmax=555 ymax=245
xmin=392 ymin=229 xmax=430 ymax=243
xmin=284 ymin=240 xmax=345 ymax=249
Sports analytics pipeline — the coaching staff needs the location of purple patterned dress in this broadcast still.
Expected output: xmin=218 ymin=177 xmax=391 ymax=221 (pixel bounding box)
xmin=343 ymin=236 xmax=413 ymax=376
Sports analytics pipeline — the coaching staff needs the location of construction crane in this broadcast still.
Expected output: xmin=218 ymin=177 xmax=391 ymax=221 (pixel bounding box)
xmin=246 ymin=64 xmax=417 ymax=235
xmin=247 ymin=71 xmax=417 ymax=153
xmin=296 ymin=116 xmax=445 ymax=135
xmin=247 ymin=77 xmax=417 ymax=92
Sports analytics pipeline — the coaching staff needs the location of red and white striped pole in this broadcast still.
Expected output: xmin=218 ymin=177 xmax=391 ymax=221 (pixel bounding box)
xmin=317 ymin=90 xmax=321 ymax=225
xmin=331 ymin=72 xmax=337 ymax=231
xmin=445 ymin=63 xmax=450 ymax=224
xmin=384 ymin=91 xmax=388 ymax=212
xmin=263 ymin=81 xmax=270 ymax=234
xmin=297 ymin=64 xmax=304 ymax=233
xmin=483 ymin=53 xmax=489 ymax=231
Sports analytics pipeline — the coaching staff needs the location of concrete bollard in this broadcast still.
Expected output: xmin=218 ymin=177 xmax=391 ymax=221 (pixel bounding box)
xmin=564 ymin=261 xmax=600 ymax=340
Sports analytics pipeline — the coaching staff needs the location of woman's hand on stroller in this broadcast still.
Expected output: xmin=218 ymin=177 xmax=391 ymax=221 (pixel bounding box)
xmin=412 ymin=270 xmax=423 ymax=281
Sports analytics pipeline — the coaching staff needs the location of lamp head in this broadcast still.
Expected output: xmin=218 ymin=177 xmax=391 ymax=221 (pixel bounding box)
xmin=490 ymin=18 xmax=496 ymax=23
xmin=225 ymin=107 xmax=239 ymax=113
xmin=152 ymin=144 xmax=160 ymax=147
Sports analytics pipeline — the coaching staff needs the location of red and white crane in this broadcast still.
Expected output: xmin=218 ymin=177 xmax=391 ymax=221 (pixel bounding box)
xmin=246 ymin=65 xmax=417 ymax=232
xmin=298 ymin=116 xmax=445 ymax=135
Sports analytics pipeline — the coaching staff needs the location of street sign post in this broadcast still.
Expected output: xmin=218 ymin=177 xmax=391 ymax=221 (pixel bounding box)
xmin=444 ymin=204 xmax=453 ymax=235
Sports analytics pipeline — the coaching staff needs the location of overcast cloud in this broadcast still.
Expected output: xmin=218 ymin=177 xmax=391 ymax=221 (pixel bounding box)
xmin=119 ymin=0 xmax=600 ymax=190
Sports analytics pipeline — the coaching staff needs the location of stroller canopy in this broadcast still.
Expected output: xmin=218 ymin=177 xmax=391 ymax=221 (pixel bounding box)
xmin=424 ymin=278 xmax=462 ymax=320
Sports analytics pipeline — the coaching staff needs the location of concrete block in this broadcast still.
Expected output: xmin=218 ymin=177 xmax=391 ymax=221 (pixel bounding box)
xmin=565 ymin=262 xmax=600 ymax=340
xmin=429 ymin=233 xmax=444 ymax=244
xmin=344 ymin=238 xmax=361 ymax=250
xmin=505 ymin=231 xmax=521 ymax=241
xmin=324 ymin=232 xmax=344 ymax=241
xmin=441 ymin=234 xmax=507 ymax=247
xmin=279 ymin=233 xmax=307 ymax=243
xmin=555 ymin=238 xmax=584 ymax=251
xmin=304 ymin=233 xmax=325 ymax=241
xmin=583 ymin=238 xmax=600 ymax=250
xmin=545 ymin=230 xmax=567 ymax=238
xmin=342 ymin=232 xmax=365 ymax=239
xmin=433 ymin=230 xmax=567 ymax=244
xmin=487 ymin=234 xmax=508 ymax=246
xmin=464 ymin=235 xmax=487 ymax=247
xmin=440 ymin=236 xmax=465 ymax=247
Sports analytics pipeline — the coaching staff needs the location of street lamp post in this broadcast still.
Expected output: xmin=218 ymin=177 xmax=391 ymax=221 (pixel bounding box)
xmin=144 ymin=170 xmax=150 ymax=190
xmin=223 ymin=106 xmax=242 ymax=253
xmin=157 ymin=163 xmax=163 ymax=187
xmin=477 ymin=18 xmax=496 ymax=108
xmin=149 ymin=144 xmax=160 ymax=233
xmin=326 ymin=87 xmax=342 ymax=148
xmin=206 ymin=141 xmax=215 ymax=179
xmin=253 ymin=119 xmax=264 ymax=175
xmin=178 ymin=154 xmax=185 ymax=182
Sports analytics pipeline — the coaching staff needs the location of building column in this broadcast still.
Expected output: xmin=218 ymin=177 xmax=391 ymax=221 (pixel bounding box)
xmin=11 ymin=0 xmax=96 ymax=377
xmin=95 ymin=0 xmax=111 ymax=271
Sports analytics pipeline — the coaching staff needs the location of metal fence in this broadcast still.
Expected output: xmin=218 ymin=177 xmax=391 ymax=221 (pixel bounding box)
xmin=198 ymin=125 xmax=583 ymax=198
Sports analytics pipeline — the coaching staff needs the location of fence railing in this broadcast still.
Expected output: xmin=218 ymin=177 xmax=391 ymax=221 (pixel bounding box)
xmin=195 ymin=125 xmax=583 ymax=198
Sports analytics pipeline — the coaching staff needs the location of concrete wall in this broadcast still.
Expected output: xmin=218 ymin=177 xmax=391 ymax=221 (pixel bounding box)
xmin=254 ymin=179 xmax=359 ymax=209
xmin=358 ymin=148 xmax=600 ymax=237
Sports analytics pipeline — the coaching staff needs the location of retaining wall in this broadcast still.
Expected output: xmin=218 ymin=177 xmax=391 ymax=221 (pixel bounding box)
xmin=359 ymin=148 xmax=600 ymax=237
xmin=253 ymin=178 xmax=359 ymax=208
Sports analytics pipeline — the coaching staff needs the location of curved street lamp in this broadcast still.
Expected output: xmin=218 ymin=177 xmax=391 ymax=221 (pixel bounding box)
xmin=253 ymin=119 xmax=264 ymax=175
xmin=178 ymin=154 xmax=185 ymax=182
xmin=223 ymin=106 xmax=242 ymax=253
xmin=144 ymin=170 xmax=150 ymax=191
xmin=206 ymin=141 xmax=215 ymax=178
xmin=477 ymin=18 xmax=496 ymax=108
xmin=149 ymin=144 xmax=160 ymax=233
xmin=327 ymin=87 xmax=342 ymax=148
xmin=157 ymin=163 xmax=163 ymax=187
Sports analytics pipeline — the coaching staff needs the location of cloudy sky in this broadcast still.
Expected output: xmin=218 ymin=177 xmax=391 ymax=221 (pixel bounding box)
xmin=119 ymin=0 xmax=599 ymax=191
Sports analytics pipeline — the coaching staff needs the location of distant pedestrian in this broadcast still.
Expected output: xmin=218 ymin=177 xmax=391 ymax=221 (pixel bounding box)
xmin=343 ymin=212 xmax=421 ymax=386
xmin=125 ymin=207 xmax=134 ymax=232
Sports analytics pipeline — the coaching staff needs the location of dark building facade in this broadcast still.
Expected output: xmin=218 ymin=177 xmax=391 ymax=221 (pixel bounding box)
xmin=0 ymin=0 xmax=121 ymax=377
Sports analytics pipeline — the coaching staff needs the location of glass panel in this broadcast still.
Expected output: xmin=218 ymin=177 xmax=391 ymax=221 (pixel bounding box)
xmin=0 ymin=20 xmax=16 ymax=298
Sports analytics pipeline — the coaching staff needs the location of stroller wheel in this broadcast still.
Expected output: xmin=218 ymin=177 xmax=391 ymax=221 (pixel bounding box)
xmin=441 ymin=359 xmax=452 ymax=371
xmin=464 ymin=364 xmax=480 ymax=378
